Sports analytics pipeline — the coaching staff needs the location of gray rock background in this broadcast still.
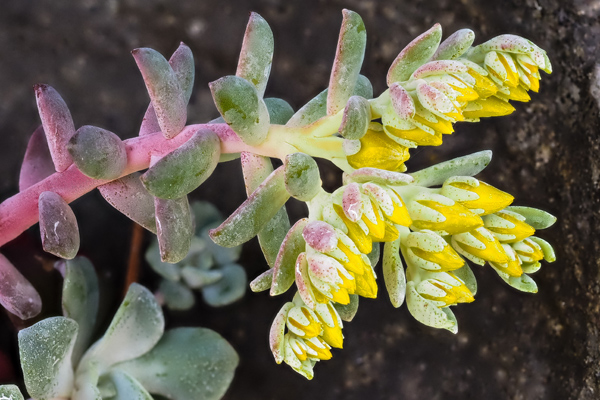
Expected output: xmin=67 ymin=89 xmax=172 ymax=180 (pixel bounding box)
xmin=0 ymin=0 xmax=598 ymax=399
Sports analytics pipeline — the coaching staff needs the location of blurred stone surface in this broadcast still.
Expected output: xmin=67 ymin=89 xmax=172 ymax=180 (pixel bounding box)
xmin=0 ymin=0 xmax=598 ymax=399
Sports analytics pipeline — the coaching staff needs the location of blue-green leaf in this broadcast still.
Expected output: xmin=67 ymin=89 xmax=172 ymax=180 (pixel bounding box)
xmin=236 ymin=12 xmax=274 ymax=98
xmin=108 ymin=370 xmax=153 ymax=400
xmin=202 ymin=264 xmax=247 ymax=307
xmin=38 ymin=191 xmax=80 ymax=260
xmin=410 ymin=150 xmax=492 ymax=187
xmin=0 ymin=385 xmax=24 ymax=400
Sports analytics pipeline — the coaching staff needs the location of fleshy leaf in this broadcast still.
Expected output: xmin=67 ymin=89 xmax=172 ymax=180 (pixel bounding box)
xmin=132 ymin=48 xmax=187 ymax=139
xmin=98 ymin=173 xmax=157 ymax=234
xmin=387 ymin=24 xmax=443 ymax=85
xmin=339 ymin=95 xmax=370 ymax=140
xmin=406 ymin=281 xmax=456 ymax=331
xmin=108 ymin=370 xmax=153 ymax=400
xmin=368 ymin=242 xmax=381 ymax=267
xmin=264 ymin=98 xmax=294 ymax=125
xmin=410 ymin=150 xmax=492 ymax=187
xmin=354 ymin=74 xmax=374 ymax=99
xmin=383 ymin=239 xmax=406 ymax=307
xmin=209 ymin=75 xmax=270 ymax=146
xmin=236 ymin=12 xmax=274 ymax=98
xmin=115 ymin=327 xmax=238 ymax=400
xmin=493 ymin=267 xmax=538 ymax=293
xmin=241 ymin=152 xmax=291 ymax=267
xmin=250 ymin=268 xmax=274 ymax=292
xmin=528 ymin=236 xmax=556 ymax=262
xmin=19 ymin=126 xmax=54 ymax=191
xmin=159 ymin=279 xmax=195 ymax=311
xmin=34 ymin=84 xmax=76 ymax=172
xmin=327 ymin=9 xmax=367 ymax=115
xmin=68 ymin=125 xmax=127 ymax=180
xmin=202 ymin=264 xmax=247 ymax=306
xmin=452 ymin=263 xmax=477 ymax=295
xmin=145 ymin=240 xmax=181 ymax=281
xmin=270 ymin=218 xmax=308 ymax=296
xmin=58 ymin=257 xmax=99 ymax=365
xmin=190 ymin=201 xmax=223 ymax=233
xmin=432 ymin=29 xmax=475 ymax=60
xmin=270 ymin=302 xmax=294 ymax=363
xmin=0 ymin=385 xmax=24 ymax=400
xmin=19 ymin=317 xmax=78 ymax=400
xmin=141 ymin=129 xmax=221 ymax=199
xmin=38 ymin=191 xmax=80 ymax=259
xmin=181 ymin=266 xmax=223 ymax=289
xmin=505 ymin=206 xmax=557 ymax=229
xmin=209 ymin=166 xmax=289 ymax=247
xmin=283 ymin=153 xmax=321 ymax=201
xmin=0 ymin=253 xmax=41 ymax=320
xmin=83 ymin=283 xmax=164 ymax=368
xmin=139 ymin=43 xmax=195 ymax=136
xmin=286 ymin=89 xmax=328 ymax=128
xmin=345 ymin=167 xmax=414 ymax=185
xmin=155 ymin=195 xmax=193 ymax=263
xmin=333 ymin=294 xmax=359 ymax=322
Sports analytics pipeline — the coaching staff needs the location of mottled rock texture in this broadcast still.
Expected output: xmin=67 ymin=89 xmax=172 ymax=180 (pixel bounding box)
xmin=0 ymin=1 xmax=598 ymax=399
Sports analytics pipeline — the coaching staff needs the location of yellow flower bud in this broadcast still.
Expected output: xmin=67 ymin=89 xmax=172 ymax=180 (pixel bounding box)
xmin=483 ymin=210 xmax=535 ymax=243
xmin=452 ymin=227 xmax=509 ymax=265
xmin=441 ymin=176 xmax=514 ymax=215
xmin=408 ymin=192 xmax=483 ymax=235
xmin=347 ymin=127 xmax=410 ymax=172
xmin=415 ymin=271 xmax=475 ymax=307
xmin=404 ymin=230 xmax=465 ymax=272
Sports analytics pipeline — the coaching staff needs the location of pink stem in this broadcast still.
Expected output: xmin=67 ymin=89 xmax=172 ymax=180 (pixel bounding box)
xmin=0 ymin=123 xmax=253 ymax=247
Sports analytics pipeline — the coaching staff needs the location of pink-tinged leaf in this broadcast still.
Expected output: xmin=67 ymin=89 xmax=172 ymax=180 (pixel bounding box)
xmin=387 ymin=24 xmax=442 ymax=85
xmin=39 ymin=191 xmax=80 ymax=259
xmin=271 ymin=218 xmax=307 ymax=296
xmin=132 ymin=48 xmax=187 ymax=139
xmin=269 ymin=302 xmax=294 ymax=363
xmin=342 ymin=182 xmax=363 ymax=222
xmin=294 ymin=252 xmax=316 ymax=309
xmin=347 ymin=167 xmax=414 ymax=185
xmin=327 ymin=9 xmax=367 ymax=115
xmin=250 ymin=269 xmax=273 ymax=293
xmin=432 ymin=29 xmax=475 ymax=61
xmin=339 ymin=96 xmax=370 ymax=140
xmin=139 ymin=43 xmax=195 ymax=136
xmin=390 ymin=83 xmax=416 ymax=120
xmin=303 ymin=221 xmax=338 ymax=253
xmin=98 ymin=173 xmax=157 ymax=233
xmin=209 ymin=166 xmax=290 ymax=248
xmin=0 ymin=253 xmax=41 ymax=320
xmin=155 ymin=195 xmax=193 ymax=263
xmin=34 ymin=84 xmax=76 ymax=172
xmin=241 ymin=152 xmax=290 ymax=267
xmin=362 ymin=182 xmax=394 ymax=215
xmin=411 ymin=60 xmax=467 ymax=80
xmin=416 ymin=82 xmax=455 ymax=114
xmin=19 ymin=126 xmax=54 ymax=191
xmin=236 ymin=12 xmax=274 ymax=98
xmin=307 ymin=253 xmax=342 ymax=282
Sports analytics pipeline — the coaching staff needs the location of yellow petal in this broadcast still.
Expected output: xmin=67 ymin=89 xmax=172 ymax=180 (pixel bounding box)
xmin=334 ymin=204 xmax=373 ymax=254
xmin=463 ymin=97 xmax=515 ymax=119
xmin=413 ymin=200 xmax=484 ymax=235
xmin=320 ymin=324 xmax=344 ymax=349
xmin=413 ymin=113 xmax=454 ymax=134
xmin=353 ymin=263 xmax=378 ymax=298
xmin=410 ymin=245 xmax=465 ymax=272
xmin=449 ymin=181 xmax=514 ymax=215
xmin=347 ymin=128 xmax=410 ymax=172
xmin=384 ymin=124 xmax=443 ymax=146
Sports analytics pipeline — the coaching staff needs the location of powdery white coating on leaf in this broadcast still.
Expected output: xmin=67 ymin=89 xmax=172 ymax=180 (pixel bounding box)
xmin=432 ymin=29 xmax=475 ymax=61
xmin=60 ymin=257 xmax=99 ymax=365
xmin=139 ymin=43 xmax=195 ymax=136
xmin=181 ymin=266 xmax=223 ymax=289
xmin=84 ymin=283 xmax=164 ymax=369
xmin=250 ymin=268 xmax=274 ymax=292
xmin=270 ymin=302 xmax=294 ymax=363
xmin=132 ymin=48 xmax=187 ymax=139
xmin=383 ymin=239 xmax=406 ymax=307
xmin=67 ymin=125 xmax=127 ymax=180
xmin=158 ymin=280 xmax=195 ymax=311
xmin=412 ymin=60 xmax=468 ymax=80
xmin=202 ymin=264 xmax=247 ymax=306
xmin=283 ymin=152 xmax=321 ymax=201
xmin=236 ymin=12 xmax=274 ymax=98
xmin=39 ymin=191 xmax=80 ymax=259
xmin=0 ymin=385 xmax=24 ymax=400
xmin=241 ymin=152 xmax=291 ymax=267
xmin=209 ymin=75 xmax=270 ymax=145
xmin=303 ymin=221 xmax=338 ymax=253
xmin=406 ymin=281 xmax=456 ymax=331
xmin=19 ymin=126 xmax=54 ymax=192
xmin=347 ymin=167 xmax=414 ymax=185
xmin=339 ymin=96 xmax=370 ymax=140
xmin=387 ymin=24 xmax=443 ymax=85
xmin=108 ymin=370 xmax=153 ymax=400
xmin=333 ymin=294 xmax=359 ymax=322
xmin=141 ymin=129 xmax=221 ymax=199
xmin=114 ymin=327 xmax=239 ymax=400
xmin=271 ymin=218 xmax=308 ymax=296
xmin=343 ymin=182 xmax=363 ymax=222
xmin=354 ymin=74 xmax=374 ymax=99
xmin=98 ymin=173 xmax=157 ymax=234
xmin=390 ymin=83 xmax=416 ymax=120
xmin=18 ymin=317 xmax=78 ymax=399
xmin=410 ymin=150 xmax=492 ymax=187
xmin=416 ymin=82 xmax=455 ymax=114
xmin=155 ymin=195 xmax=193 ymax=263
xmin=34 ymin=84 xmax=76 ymax=172
xmin=286 ymin=89 xmax=328 ymax=128
xmin=210 ymin=166 xmax=290 ymax=248
xmin=327 ymin=9 xmax=367 ymax=115
xmin=0 ymin=253 xmax=41 ymax=320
